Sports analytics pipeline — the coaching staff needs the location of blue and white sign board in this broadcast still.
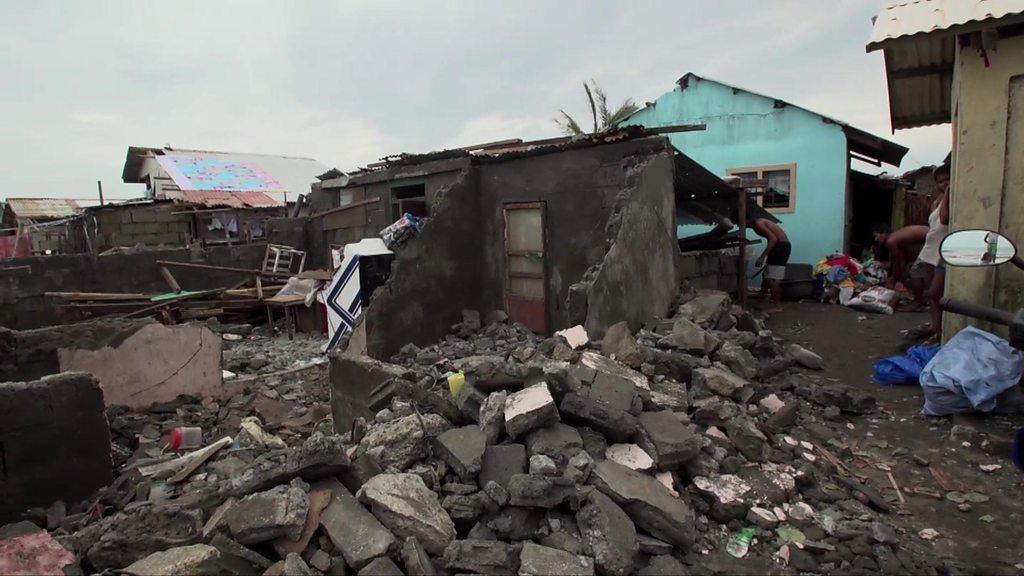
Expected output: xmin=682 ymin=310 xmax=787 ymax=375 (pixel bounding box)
xmin=324 ymin=238 xmax=393 ymax=352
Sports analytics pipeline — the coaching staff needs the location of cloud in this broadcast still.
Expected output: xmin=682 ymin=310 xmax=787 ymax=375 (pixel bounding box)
xmin=68 ymin=112 xmax=123 ymax=126
xmin=444 ymin=114 xmax=556 ymax=150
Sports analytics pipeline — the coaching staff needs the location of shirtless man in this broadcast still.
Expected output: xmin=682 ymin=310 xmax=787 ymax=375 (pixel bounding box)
xmin=873 ymin=223 xmax=929 ymax=308
xmin=748 ymin=216 xmax=790 ymax=313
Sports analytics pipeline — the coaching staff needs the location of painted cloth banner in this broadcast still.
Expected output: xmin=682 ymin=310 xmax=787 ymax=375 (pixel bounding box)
xmin=323 ymin=238 xmax=393 ymax=352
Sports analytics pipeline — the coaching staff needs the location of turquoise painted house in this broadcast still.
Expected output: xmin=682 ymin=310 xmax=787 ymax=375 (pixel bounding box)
xmin=624 ymin=73 xmax=908 ymax=267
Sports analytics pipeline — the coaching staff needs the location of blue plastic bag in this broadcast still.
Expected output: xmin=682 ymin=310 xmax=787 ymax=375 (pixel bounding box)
xmin=920 ymin=326 xmax=1024 ymax=416
xmin=873 ymin=345 xmax=941 ymax=386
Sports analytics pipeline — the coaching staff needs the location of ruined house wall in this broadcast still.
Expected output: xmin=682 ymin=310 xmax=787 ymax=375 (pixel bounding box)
xmin=584 ymin=149 xmax=679 ymax=338
xmin=0 ymin=243 xmax=268 ymax=329
xmin=90 ymin=203 xmax=192 ymax=250
xmin=677 ymin=248 xmax=740 ymax=293
xmin=364 ymin=169 xmax=484 ymax=359
xmin=475 ymin=138 xmax=674 ymax=333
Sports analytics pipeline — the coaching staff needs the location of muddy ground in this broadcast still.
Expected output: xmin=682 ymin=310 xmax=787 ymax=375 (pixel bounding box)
xmin=769 ymin=302 xmax=1024 ymax=573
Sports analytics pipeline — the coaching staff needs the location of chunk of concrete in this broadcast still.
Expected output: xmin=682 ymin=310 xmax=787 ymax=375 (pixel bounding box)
xmin=519 ymin=542 xmax=595 ymax=576
xmin=485 ymin=507 xmax=545 ymax=540
xmin=590 ymin=461 xmax=696 ymax=549
xmin=724 ymin=416 xmax=769 ymax=462
xmin=559 ymin=393 xmax=637 ymax=443
xmin=692 ymin=474 xmax=752 ymax=522
xmin=579 ymin=352 xmax=650 ymax=391
xmin=576 ymin=491 xmax=637 ymax=576
xmin=692 ymin=367 xmax=749 ymax=401
xmin=443 ymin=539 xmax=519 ymax=575
xmin=358 ymin=556 xmax=404 ymax=576
xmin=284 ymin=553 xmax=315 ymax=576
xmin=455 ymin=383 xmax=487 ymax=423
xmin=230 ymin=433 xmax=351 ymax=496
xmin=359 ymin=413 xmax=452 ymax=472
xmin=637 ymin=555 xmax=688 ymax=576
xmin=787 ymin=344 xmax=825 ymax=370
xmin=525 ymin=423 xmax=584 ymax=468
xmin=478 ymin=390 xmax=508 ymax=445
xmin=357 ymin=474 xmax=456 ymax=556
xmin=715 ymin=341 xmax=758 ymax=380
xmin=637 ymin=410 xmax=701 ymax=470
xmin=223 ymin=484 xmax=309 ymax=545
xmin=0 ymin=372 xmax=113 ymax=524
xmin=484 ymin=480 xmax=510 ymax=507
xmin=123 ymin=544 xmax=221 ymax=576
xmin=556 ymin=325 xmax=590 ymax=350
xmin=564 ymin=450 xmax=595 ymax=484
xmin=530 ymin=454 xmax=558 ymax=476
xmin=0 ymin=529 xmax=77 ymax=576
xmin=434 ymin=425 xmax=486 ymax=482
xmin=677 ymin=291 xmax=730 ymax=328
xmin=505 ymin=382 xmax=560 ymax=438
xmin=746 ymin=506 xmax=780 ymax=529
xmin=589 ymin=371 xmax=639 ymax=413
xmin=601 ymin=322 xmax=645 ymax=368
xmin=316 ymin=478 xmax=396 ymax=569
xmin=658 ymin=318 xmax=718 ymax=355
xmin=507 ymin=474 xmax=577 ymax=508
xmin=605 ymin=444 xmax=654 ymax=471
xmin=479 ymin=444 xmax=528 ymax=489
xmin=401 ymin=537 xmax=436 ymax=576
xmin=331 ymin=353 xmax=411 ymax=432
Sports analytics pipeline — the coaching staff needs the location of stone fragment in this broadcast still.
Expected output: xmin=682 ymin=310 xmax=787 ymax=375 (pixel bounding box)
xmin=564 ymin=451 xmax=595 ymax=484
xmin=724 ymin=416 xmax=769 ymax=462
xmin=316 ymin=478 xmax=396 ymax=570
xmin=284 ymin=553 xmax=314 ymax=576
xmin=339 ymin=453 xmax=384 ymax=493
xmin=401 ymin=537 xmax=436 ymax=576
xmin=556 ymin=325 xmax=590 ymax=350
xmin=434 ymin=425 xmax=486 ymax=482
xmin=746 ymin=506 xmax=780 ymax=529
xmin=530 ymin=454 xmax=559 ymax=476
xmin=658 ymin=317 xmax=718 ymax=355
xmin=123 ymin=544 xmax=221 ymax=576
xmin=692 ymin=367 xmax=749 ymax=401
xmin=479 ymin=444 xmax=528 ymax=489
xmin=579 ymin=352 xmax=651 ymax=391
xmin=765 ymin=401 xmax=799 ymax=432
xmin=358 ymin=556 xmax=404 ymax=576
xmin=605 ymin=444 xmax=655 ymax=471
xmin=455 ymin=383 xmax=487 ymax=423
xmin=273 ymin=489 xmax=332 ymax=557
xmin=715 ymin=341 xmax=758 ymax=380
xmin=359 ymin=414 xmax=452 ymax=472
xmin=224 ymin=484 xmax=309 ymax=545
xmin=308 ymin=550 xmax=332 ymax=572
xmin=478 ymin=391 xmax=508 ymax=445
xmin=505 ymin=383 xmax=560 ymax=438
xmin=442 ymin=493 xmax=489 ymax=526
xmin=486 ymin=507 xmax=545 ymax=540
xmin=357 ymin=474 xmax=456 ymax=556
xmin=443 ymin=539 xmax=519 ymax=575
xmin=758 ymin=394 xmax=785 ymax=414
xmin=578 ymin=427 xmax=609 ymax=461
xmin=637 ymin=555 xmax=688 ymax=576
xmin=507 ymin=474 xmax=576 ymax=508
xmin=484 ymin=480 xmax=510 ymax=506
xmin=677 ymin=291 xmax=730 ymax=328
xmin=485 ymin=310 xmax=509 ymax=326
xmin=787 ymin=344 xmax=824 ymax=370
xmin=692 ymin=474 xmax=752 ymax=522
xmin=602 ymin=322 xmax=645 ymax=368
xmin=635 ymin=534 xmax=672 ymax=556
xmin=208 ymin=535 xmax=273 ymax=573
xmin=638 ymin=411 xmax=701 ymax=470
xmin=559 ymin=393 xmax=637 ymax=443
xmin=590 ymin=461 xmax=695 ymax=549
xmin=590 ymin=371 xmax=641 ymax=414
xmin=519 ymin=542 xmax=595 ymax=576
xmin=525 ymin=423 xmax=584 ymax=468
xmin=576 ymin=490 xmax=638 ymax=576
xmin=70 ymin=505 xmax=204 ymax=570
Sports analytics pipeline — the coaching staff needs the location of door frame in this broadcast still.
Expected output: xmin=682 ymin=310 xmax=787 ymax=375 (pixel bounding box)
xmin=502 ymin=201 xmax=549 ymax=334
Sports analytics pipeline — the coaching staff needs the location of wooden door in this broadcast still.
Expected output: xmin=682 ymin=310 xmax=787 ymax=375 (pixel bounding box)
xmin=503 ymin=202 xmax=547 ymax=333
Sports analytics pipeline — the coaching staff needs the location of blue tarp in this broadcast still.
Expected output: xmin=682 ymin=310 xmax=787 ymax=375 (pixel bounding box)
xmin=920 ymin=326 xmax=1024 ymax=416
xmin=873 ymin=345 xmax=941 ymax=386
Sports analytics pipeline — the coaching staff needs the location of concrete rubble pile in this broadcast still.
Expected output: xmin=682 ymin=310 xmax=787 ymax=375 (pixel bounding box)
xmin=0 ymin=286 xmax=951 ymax=575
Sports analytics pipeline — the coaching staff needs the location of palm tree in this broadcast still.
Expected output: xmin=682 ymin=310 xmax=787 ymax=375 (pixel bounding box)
xmin=555 ymin=81 xmax=640 ymax=136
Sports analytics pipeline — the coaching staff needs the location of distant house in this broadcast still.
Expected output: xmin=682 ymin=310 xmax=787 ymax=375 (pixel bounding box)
xmin=622 ymin=73 xmax=908 ymax=265
xmin=0 ymin=198 xmax=84 ymax=256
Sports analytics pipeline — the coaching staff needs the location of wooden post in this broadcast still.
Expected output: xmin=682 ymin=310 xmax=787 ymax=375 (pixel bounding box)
xmin=737 ymin=189 xmax=748 ymax=309
xmin=160 ymin=266 xmax=183 ymax=293
xmin=97 ymin=180 xmax=105 ymax=206
xmin=254 ymin=274 xmax=263 ymax=300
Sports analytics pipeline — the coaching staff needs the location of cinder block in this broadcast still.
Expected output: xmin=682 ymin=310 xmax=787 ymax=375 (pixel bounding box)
xmin=131 ymin=209 xmax=158 ymax=224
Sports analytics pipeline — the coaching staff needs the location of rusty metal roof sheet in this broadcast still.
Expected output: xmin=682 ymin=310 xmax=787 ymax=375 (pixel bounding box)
xmin=4 ymin=198 xmax=83 ymax=220
xmin=163 ymin=190 xmax=282 ymax=208
xmin=867 ymin=0 xmax=1024 ymax=49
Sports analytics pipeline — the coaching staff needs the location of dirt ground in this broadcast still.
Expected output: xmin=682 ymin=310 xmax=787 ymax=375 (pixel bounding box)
xmin=769 ymin=301 xmax=1024 ymax=573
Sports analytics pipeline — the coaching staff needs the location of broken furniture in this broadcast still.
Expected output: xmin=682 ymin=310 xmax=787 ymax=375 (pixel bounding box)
xmin=263 ymin=244 xmax=306 ymax=276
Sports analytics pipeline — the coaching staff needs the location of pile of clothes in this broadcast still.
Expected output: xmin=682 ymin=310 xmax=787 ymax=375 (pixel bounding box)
xmin=813 ymin=254 xmax=887 ymax=305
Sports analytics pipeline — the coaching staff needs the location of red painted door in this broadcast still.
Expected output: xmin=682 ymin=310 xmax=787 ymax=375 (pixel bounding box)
xmin=503 ymin=202 xmax=547 ymax=333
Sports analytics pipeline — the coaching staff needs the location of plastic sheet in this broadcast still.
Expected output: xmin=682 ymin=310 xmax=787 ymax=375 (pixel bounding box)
xmin=873 ymin=345 xmax=940 ymax=386
xmin=920 ymin=326 xmax=1024 ymax=416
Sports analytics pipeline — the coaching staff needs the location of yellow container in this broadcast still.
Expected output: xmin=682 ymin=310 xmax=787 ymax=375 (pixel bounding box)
xmin=447 ymin=372 xmax=466 ymax=397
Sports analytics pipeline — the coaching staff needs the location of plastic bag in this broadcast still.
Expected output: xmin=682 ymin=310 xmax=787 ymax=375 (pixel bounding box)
xmin=379 ymin=213 xmax=422 ymax=250
xmin=846 ymin=286 xmax=899 ymax=315
xmin=873 ymin=345 xmax=940 ymax=386
xmin=920 ymin=326 xmax=1024 ymax=416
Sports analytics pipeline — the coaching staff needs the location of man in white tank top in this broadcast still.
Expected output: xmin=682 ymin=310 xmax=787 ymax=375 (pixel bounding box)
xmin=913 ymin=163 xmax=951 ymax=336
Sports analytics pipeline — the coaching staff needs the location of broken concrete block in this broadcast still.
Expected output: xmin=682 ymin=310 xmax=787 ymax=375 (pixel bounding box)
xmin=504 ymin=382 xmax=560 ymax=438
xmin=484 ymin=480 xmax=510 ymax=507
xmin=787 ymin=344 xmax=824 ymax=370
xmin=401 ymin=537 xmax=436 ymax=576
xmin=601 ymin=322 xmax=645 ymax=368
xmin=69 ymin=505 xmax=204 ymax=570
xmin=433 ymin=425 xmax=486 ymax=482
xmin=485 ymin=310 xmax=509 ymax=326
xmin=331 ymin=353 xmax=412 ymax=432
xmin=224 ymin=484 xmax=309 ymax=545
xmin=715 ymin=341 xmax=758 ymax=380
xmin=692 ymin=367 xmax=749 ymax=401
xmin=556 ymin=325 xmax=590 ymax=350
xmin=0 ymin=528 xmax=77 ymax=576
xmin=746 ymin=506 xmax=780 ymax=529
xmin=576 ymin=490 xmax=638 ymax=576
xmin=677 ymin=291 xmax=730 ymax=328
xmin=455 ymin=383 xmax=487 ymax=423
xmin=443 ymin=539 xmax=519 ymax=575
xmin=442 ymin=493 xmax=489 ymax=526
xmin=479 ymin=444 xmax=528 ymax=489
xmin=357 ymin=474 xmax=456 ymax=556
xmin=530 ymin=454 xmax=558 ymax=476
xmin=724 ymin=416 xmax=769 ymax=462
xmin=636 ymin=534 xmax=673 ymax=556
xmin=230 ymin=433 xmax=351 ymax=496
xmin=123 ymin=544 xmax=221 ymax=576
xmin=758 ymin=393 xmax=785 ymax=414
xmin=519 ymin=541 xmax=595 ymax=576
xmin=525 ymin=423 xmax=584 ymax=468
xmin=316 ymin=478 xmax=396 ymax=570
xmin=637 ymin=410 xmax=701 ymax=470
xmin=637 ymin=554 xmax=688 ymax=576
xmin=559 ymin=393 xmax=637 ymax=443
xmin=339 ymin=453 xmax=384 ymax=494
xmin=485 ymin=506 xmax=545 ymax=540
xmin=590 ymin=461 xmax=696 ymax=549
xmin=308 ymin=550 xmax=332 ymax=572
xmin=0 ymin=372 xmax=113 ymax=524
xmin=359 ymin=413 xmax=451 ymax=471
xmin=284 ymin=553 xmax=314 ymax=576
xmin=272 ymin=489 xmax=332 ymax=557
xmin=658 ymin=317 xmax=718 ymax=355
xmin=579 ymin=351 xmax=650 ymax=391
xmin=358 ymin=556 xmax=404 ymax=576
xmin=507 ymin=474 xmax=577 ymax=508
xmin=208 ymin=535 xmax=273 ymax=574
xmin=564 ymin=450 xmax=595 ymax=484
xmin=605 ymin=444 xmax=654 ymax=471
xmin=589 ymin=370 xmax=640 ymax=413
xmin=478 ymin=390 xmax=508 ymax=445
xmin=692 ymin=474 xmax=752 ymax=522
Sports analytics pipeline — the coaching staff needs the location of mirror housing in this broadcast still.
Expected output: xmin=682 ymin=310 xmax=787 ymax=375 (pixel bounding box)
xmin=940 ymin=229 xmax=1017 ymax=267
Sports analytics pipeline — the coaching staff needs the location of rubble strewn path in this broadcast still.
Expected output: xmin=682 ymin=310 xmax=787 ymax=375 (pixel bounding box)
xmin=770 ymin=302 xmax=1024 ymax=573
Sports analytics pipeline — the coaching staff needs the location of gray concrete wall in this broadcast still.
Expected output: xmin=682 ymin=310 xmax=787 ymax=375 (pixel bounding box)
xmin=364 ymin=169 xmax=484 ymax=359
xmin=584 ymin=150 xmax=679 ymax=338
xmin=676 ymin=248 xmax=740 ymax=293
xmin=91 ymin=203 xmax=192 ymax=250
xmin=0 ymin=243 xmax=268 ymax=329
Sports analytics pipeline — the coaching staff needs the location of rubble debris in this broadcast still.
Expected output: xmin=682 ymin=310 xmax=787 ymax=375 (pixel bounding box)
xmin=0 ymin=525 xmax=77 ymax=575
xmin=504 ymin=382 xmax=560 ymax=438
xmin=401 ymin=536 xmax=437 ymax=576
xmin=637 ymin=410 xmax=700 ymax=470
xmin=559 ymin=393 xmax=637 ymax=443
xmin=356 ymin=474 xmax=456 ymax=555
xmin=576 ymin=491 xmax=638 ymax=576
xmin=590 ymin=461 xmax=696 ymax=549
xmin=519 ymin=541 xmax=595 ymax=576
xmin=556 ymin=325 xmax=590 ymax=350
xmin=525 ymin=423 xmax=584 ymax=468
xmin=787 ymin=344 xmax=825 ymax=370
xmin=605 ymin=444 xmax=655 ymax=471
xmin=358 ymin=413 xmax=451 ymax=472
xmin=601 ymin=321 xmax=645 ymax=368
xmin=223 ymin=482 xmax=310 ymax=545
xmin=433 ymin=425 xmax=486 ymax=481
xmin=507 ymin=473 xmax=577 ymax=508
xmin=478 ymin=390 xmax=508 ymax=445
xmin=358 ymin=556 xmax=404 ymax=576
xmin=123 ymin=544 xmax=222 ymax=576
xmin=317 ymin=478 xmax=396 ymax=569
xmin=480 ymin=444 xmax=528 ymax=488
xmin=442 ymin=539 xmax=519 ymax=575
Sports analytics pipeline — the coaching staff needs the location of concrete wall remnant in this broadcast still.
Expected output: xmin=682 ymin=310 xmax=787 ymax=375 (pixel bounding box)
xmin=0 ymin=372 xmax=113 ymax=523
xmin=330 ymin=352 xmax=412 ymax=432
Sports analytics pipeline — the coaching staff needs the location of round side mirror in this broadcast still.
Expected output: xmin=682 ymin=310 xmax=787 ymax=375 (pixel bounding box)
xmin=940 ymin=229 xmax=1017 ymax=267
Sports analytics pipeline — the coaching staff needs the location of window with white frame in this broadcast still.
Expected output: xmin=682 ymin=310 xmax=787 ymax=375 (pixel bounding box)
xmin=726 ymin=164 xmax=797 ymax=213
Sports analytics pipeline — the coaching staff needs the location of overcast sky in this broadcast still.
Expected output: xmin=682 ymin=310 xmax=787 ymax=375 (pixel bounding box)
xmin=0 ymin=0 xmax=950 ymax=201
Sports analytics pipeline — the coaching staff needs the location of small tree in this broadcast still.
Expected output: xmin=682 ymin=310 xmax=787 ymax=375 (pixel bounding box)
xmin=555 ymin=81 xmax=640 ymax=136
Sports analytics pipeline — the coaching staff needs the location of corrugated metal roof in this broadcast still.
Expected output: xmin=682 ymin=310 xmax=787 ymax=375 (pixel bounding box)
xmin=4 ymin=198 xmax=83 ymax=220
xmin=866 ymin=1 xmax=1024 ymax=130
xmin=164 ymin=190 xmax=282 ymax=208
xmin=868 ymin=0 xmax=1024 ymax=49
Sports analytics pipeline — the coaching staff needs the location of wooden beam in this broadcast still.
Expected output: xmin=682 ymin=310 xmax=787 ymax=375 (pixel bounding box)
xmin=156 ymin=260 xmax=293 ymax=278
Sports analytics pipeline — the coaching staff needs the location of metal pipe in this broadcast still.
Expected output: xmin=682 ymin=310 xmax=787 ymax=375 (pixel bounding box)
xmin=939 ymin=296 xmax=1015 ymax=325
